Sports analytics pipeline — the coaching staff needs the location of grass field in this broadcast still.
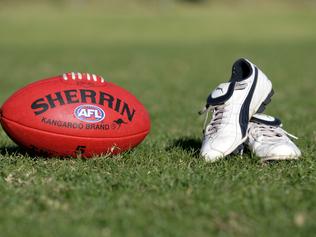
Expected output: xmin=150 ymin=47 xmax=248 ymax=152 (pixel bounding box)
xmin=0 ymin=1 xmax=316 ymax=237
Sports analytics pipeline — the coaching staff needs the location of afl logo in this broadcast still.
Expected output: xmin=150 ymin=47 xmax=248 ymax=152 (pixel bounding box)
xmin=74 ymin=105 xmax=105 ymax=123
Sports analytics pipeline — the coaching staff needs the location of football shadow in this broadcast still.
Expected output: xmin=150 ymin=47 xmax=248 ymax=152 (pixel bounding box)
xmin=0 ymin=145 xmax=56 ymax=160
xmin=167 ymin=137 xmax=201 ymax=157
xmin=0 ymin=145 xmax=31 ymax=157
xmin=0 ymin=145 xmax=99 ymax=160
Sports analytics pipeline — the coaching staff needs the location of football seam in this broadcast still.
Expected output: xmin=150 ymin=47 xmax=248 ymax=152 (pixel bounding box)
xmin=1 ymin=116 xmax=150 ymax=139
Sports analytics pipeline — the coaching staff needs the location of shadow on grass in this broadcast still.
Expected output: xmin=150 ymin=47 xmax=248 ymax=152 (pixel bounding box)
xmin=167 ymin=137 xmax=201 ymax=157
xmin=0 ymin=145 xmax=30 ymax=157
xmin=0 ymin=145 xmax=108 ymax=160
xmin=0 ymin=145 xmax=59 ymax=160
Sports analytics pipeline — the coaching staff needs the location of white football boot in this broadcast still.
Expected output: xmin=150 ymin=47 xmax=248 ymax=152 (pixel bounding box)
xmin=246 ymin=113 xmax=301 ymax=161
xmin=200 ymin=58 xmax=273 ymax=162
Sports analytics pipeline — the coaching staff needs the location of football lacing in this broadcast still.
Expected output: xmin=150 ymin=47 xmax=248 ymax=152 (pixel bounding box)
xmin=62 ymin=72 xmax=105 ymax=83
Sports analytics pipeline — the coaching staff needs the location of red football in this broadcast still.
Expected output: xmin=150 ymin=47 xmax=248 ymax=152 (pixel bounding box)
xmin=0 ymin=72 xmax=150 ymax=158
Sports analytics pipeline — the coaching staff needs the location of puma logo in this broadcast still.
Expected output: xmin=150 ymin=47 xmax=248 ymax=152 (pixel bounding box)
xmin=216 ymin=87 xmax=224 ymax=93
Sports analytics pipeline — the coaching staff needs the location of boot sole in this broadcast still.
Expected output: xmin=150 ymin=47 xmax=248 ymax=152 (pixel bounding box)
xmin=257 ymin=89 xmax=274 ymax=113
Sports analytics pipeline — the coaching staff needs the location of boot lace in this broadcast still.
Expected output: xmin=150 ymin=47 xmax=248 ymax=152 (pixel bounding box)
xmin=199 ymin=104 xmax=229 ymax=137
xmin=249 ymin=123 xmax=298 ymax=143
xmin=199 ymin=81 xmax=246 ymax=137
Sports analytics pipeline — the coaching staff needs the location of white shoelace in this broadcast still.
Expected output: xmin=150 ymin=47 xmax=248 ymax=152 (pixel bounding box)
xmin=198 ymin=81 xmax=246 ymax=137
xmin=249 ymin=123 xmax=298 ymax=143
xmin=199 ymin=104 xmax=229 ymax=137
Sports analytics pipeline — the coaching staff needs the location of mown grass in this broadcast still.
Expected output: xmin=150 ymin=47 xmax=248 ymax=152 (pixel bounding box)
xmin=0 ymin=2 xmax=316 ymax=237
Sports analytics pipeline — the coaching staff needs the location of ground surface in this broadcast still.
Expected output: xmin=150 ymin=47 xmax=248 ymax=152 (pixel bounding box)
xmin=0 ymin=2 xmax=316 ymax=237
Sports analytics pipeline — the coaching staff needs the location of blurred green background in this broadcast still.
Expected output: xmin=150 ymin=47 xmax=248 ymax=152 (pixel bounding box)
xmin=0 ymin=1 xmax=316 ymax=237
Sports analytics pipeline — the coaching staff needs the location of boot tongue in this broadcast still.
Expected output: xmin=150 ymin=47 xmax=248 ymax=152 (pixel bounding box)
xmin=206 ymin=82 xmax=234 ymax=106
xmin=251 ymin=114 xmax=282 ymax=126
xmin=211 ymin=83 xmax=230 ymax=98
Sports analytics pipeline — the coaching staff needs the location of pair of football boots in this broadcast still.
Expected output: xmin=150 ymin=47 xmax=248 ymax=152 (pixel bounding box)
xmin=200 ymin=58 xmax=301 ymax=162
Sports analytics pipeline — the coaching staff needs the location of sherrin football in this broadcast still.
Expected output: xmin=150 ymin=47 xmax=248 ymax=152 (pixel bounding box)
xmin=0 ymin=72 xmax=151 ymax=157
